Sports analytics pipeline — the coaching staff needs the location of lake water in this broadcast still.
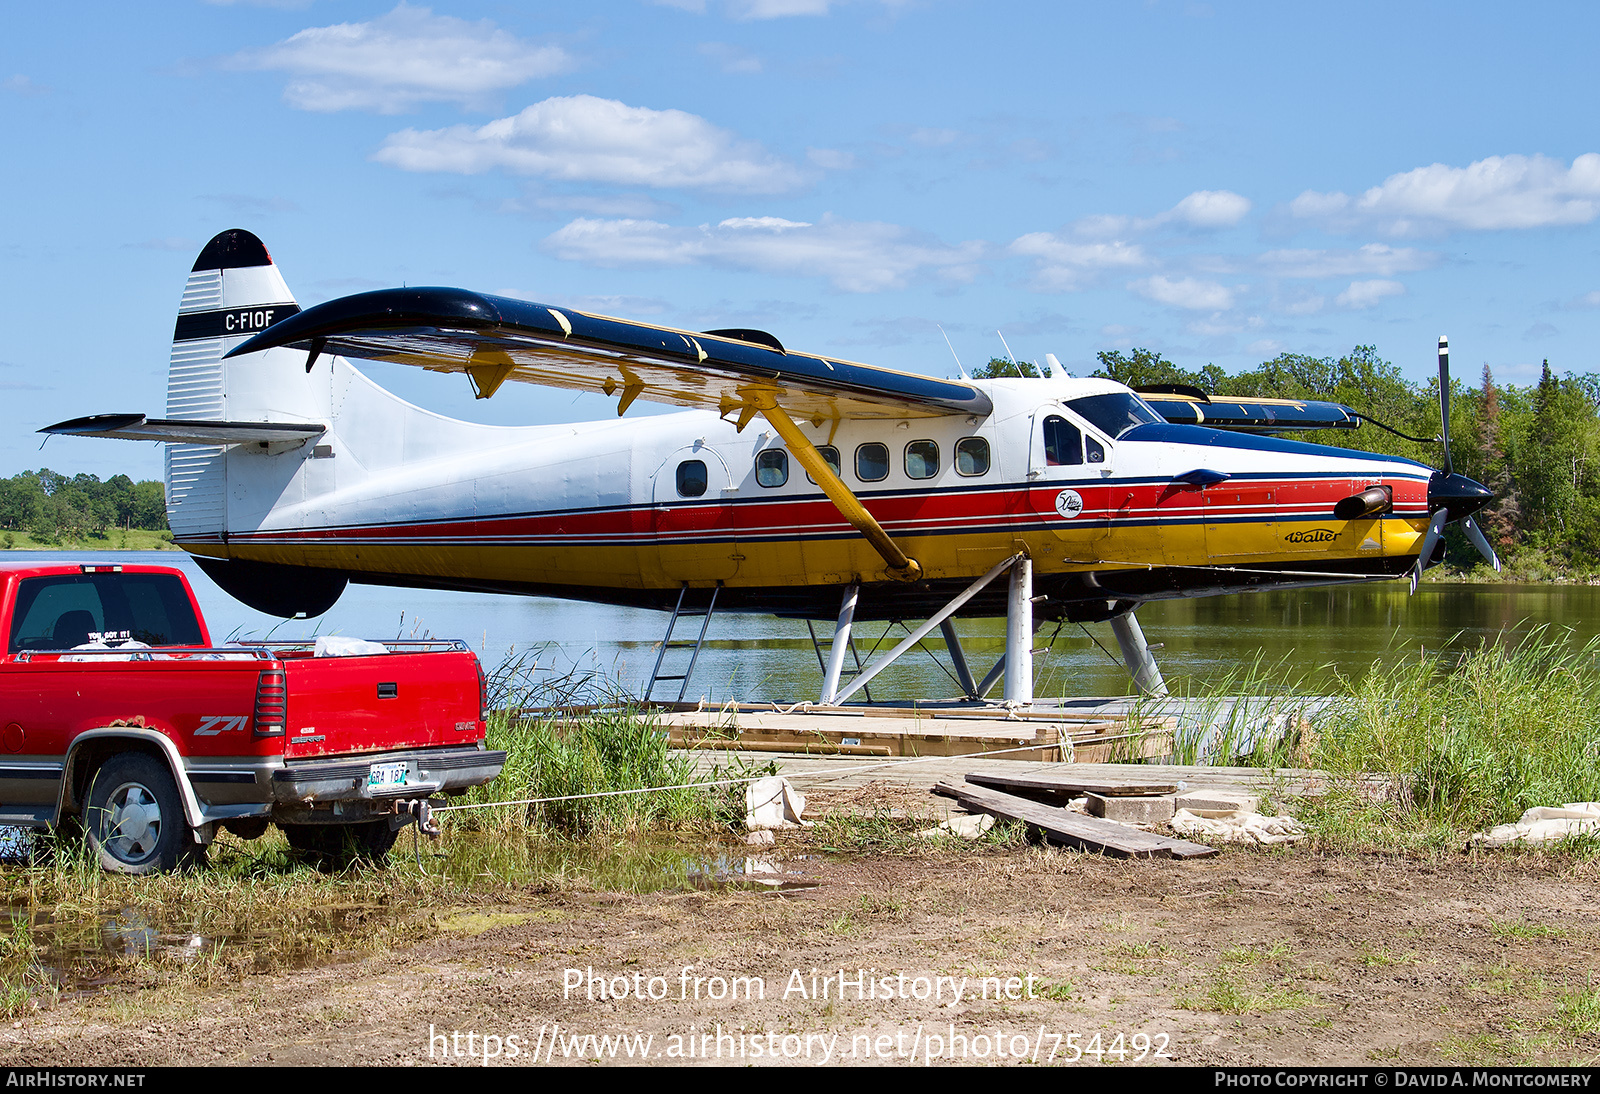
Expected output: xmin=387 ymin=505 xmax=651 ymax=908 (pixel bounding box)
xmin=14 ymin=550 xmax=1600 ymax=704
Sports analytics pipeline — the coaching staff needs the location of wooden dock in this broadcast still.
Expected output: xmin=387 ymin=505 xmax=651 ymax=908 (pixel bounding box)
xmin=658 ymin=702 xmax=1176 ymax=763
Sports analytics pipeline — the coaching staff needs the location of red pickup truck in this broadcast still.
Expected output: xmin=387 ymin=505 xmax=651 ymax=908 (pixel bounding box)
xmin=0 ymin=561 xmax=504 ymax=873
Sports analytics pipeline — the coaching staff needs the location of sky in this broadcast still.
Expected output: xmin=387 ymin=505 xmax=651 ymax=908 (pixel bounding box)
xmin=4 ymin=0 xmax=1599 ymax=481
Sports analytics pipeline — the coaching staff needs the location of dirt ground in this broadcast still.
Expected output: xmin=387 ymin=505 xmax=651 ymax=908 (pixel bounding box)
xmin=4 ymin=837 xmax=1599 ymax=1067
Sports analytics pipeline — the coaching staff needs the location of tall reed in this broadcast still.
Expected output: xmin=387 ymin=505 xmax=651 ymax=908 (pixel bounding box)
xmin=1310 ymin=627 xmax=1600 ymax=835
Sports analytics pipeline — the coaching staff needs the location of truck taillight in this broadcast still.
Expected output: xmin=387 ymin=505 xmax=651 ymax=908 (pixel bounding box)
xmin=476 ymin=660 xmax=488 ymax=724
xmin=254 ymin=670 xmax=287 ymax=737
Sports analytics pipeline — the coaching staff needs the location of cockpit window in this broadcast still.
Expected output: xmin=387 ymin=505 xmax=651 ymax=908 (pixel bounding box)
xmin=1043 ymin=416 xmax=1082 ymax=466
xmin=1066 ymin=393 xmax=1160 ymax=439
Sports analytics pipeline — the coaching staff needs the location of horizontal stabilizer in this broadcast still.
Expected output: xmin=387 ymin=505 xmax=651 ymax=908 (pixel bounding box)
xmin=1140 ymin=393 xmax=1360 ymax=433
xmin=224 ymin=287 xmax=993 ymax=421
xmin=40 ymin=414 xmax=325 ymax=446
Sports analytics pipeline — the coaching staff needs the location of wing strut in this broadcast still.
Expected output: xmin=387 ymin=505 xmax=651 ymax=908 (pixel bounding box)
xmin=754 ymin=395 xmax=923 ymax=582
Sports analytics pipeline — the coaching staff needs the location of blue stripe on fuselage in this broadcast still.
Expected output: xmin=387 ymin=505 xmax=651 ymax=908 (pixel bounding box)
xmin=1122 ymin=422 xmax=1434 ymax=469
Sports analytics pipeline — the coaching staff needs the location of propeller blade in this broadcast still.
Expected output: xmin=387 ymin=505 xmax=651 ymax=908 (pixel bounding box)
xmin=1461 ymin=515 xmax=1502 ymax=573
xmin=1437 ymin=336 xmax=1453 ymax=477
xmin=1409 ymin=508 xmax=1448 ymax=594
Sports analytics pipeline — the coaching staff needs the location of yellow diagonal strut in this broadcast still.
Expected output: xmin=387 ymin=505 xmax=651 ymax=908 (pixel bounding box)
xmin=753 ymin=395 xmax=923 ymax=582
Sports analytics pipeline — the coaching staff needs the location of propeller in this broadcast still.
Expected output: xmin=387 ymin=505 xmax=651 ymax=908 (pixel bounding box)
xmin=1409 ymin=336 xmax=1500 ymax=592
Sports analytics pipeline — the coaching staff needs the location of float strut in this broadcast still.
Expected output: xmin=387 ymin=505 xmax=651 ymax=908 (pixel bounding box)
xmin=819 ymin=583 xmax=859 ymax=705
xmin=940 ymin=619 xmax=979 ymax=699
xmin=1003 ymin=556 xmax=1034 ymax=704
xmin=1109 ymin=609 xmax=1169 ymax=697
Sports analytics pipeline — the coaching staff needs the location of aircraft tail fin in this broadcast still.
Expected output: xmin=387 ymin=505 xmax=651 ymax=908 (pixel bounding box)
xmin=164 ymin=228 xmax=323 ymax=540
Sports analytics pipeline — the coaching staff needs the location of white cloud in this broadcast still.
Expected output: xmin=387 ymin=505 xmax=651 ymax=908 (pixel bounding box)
xmin=1009 ymin=233 xmax=1147 ymax=291
xmin=651 ymin=0 xmax=907 ymax=17
xmin=1292 ymin=153 xmax=1600 ymax=236
xmin=697 ymin=41 xmax=763 ymax=73
xmin=233 ymin=3 xmax=572 ymax=114
xmin=533 ymin=193 xmax=680 ymax=218
xmin=542 ymin=214 xmax=985 ymax=292
xmin=730 ymin=0 xmax=835 ymax=17
xmin=807 ymin=147 xmax=856 ymax=170
xmin=3 ymin=74 xmax=50 ymax=97
xmin=1566 ymin=290 xmax=1600 ymax=310
xmin=375 ymin=95 xmax=806 ymax=194
xmin=1258 ymin=243 xmax=1437 ymax=279
xmin=1164 ymin=189 xmax=1251 ymax=229
xmin=1335 ymin=279 xmax=1405 ymax=309
xmin=1131 ymin=275 xmax=1235 ymax=311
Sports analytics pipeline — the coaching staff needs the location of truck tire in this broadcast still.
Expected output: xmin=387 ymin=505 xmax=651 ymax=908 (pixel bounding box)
xmin=280 ymin=821 xmax=398 ymax=870
xmin=84 ymin=753 xmax=198 ymax=875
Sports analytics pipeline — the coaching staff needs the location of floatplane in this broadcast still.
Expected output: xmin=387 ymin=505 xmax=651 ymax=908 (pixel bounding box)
xmin=46 ymin=229 xmax=1498 ymax=705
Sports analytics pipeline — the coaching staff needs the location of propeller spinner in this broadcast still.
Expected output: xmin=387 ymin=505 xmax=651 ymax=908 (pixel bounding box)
xmin=1409 ymin=336 xmax=1500 ymax=593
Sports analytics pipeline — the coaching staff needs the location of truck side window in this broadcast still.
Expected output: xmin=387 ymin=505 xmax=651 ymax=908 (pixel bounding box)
xmin=1044 ymin=415 xmax=1083 ymax=466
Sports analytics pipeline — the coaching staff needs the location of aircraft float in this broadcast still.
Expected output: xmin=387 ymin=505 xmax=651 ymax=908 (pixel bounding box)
xmin=45 ymin=229 xmax=1498 ymax=704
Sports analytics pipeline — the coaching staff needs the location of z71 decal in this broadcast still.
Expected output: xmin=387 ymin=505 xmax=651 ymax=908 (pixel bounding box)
xmin=194 ymin=715 xmax=250 ymax=736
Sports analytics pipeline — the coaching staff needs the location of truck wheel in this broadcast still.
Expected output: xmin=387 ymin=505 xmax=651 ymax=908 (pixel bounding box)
xmin=84 ymin=753 xmax=197 ymax=875
xmin=281 ymin=821 xmax=398 ymax=870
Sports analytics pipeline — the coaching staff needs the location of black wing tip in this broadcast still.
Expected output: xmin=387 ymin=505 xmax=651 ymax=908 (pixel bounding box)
xmin=193 ymin=229 xmax=272 ymax=273
xmin=38 ymin=414 xmax=146 ymax=436
xmin=704 ymin=328 xmax=786 ymax=354
xmin=223 ymin=285 xmax=502 ymax=359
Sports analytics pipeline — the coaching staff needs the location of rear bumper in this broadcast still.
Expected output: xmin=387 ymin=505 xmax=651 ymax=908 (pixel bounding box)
xmin=271 ymin=745 xmax=507 ymax=805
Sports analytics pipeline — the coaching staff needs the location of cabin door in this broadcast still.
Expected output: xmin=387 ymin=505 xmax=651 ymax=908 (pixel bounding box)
xmin=649 ymin=445 xmax=740 ymax=583
xmin=1028 ymin=410 xmax=1115 ymax=556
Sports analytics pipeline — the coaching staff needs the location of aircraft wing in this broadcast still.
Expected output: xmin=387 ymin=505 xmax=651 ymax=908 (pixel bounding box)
xmin=1138 ymin=391 xmax=1360 ymax=433
xmin=39 ymin=414 xmax=326 ymax=445
xmin=226 ymin=287 xmax=992 ymax=421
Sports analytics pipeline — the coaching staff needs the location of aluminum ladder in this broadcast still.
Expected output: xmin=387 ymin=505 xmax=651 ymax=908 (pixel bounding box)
xmin=643 ymin=583 xmax=720 ymax=704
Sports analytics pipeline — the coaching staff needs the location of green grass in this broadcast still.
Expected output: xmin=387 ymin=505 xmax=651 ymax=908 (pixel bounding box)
xmin=1296 ymin=627 xmax=1600 ymax=848
xmin=453 ymin=706 xmax=765 ymax=835
xmin=0 ymin=528 xmax=177 ymax=551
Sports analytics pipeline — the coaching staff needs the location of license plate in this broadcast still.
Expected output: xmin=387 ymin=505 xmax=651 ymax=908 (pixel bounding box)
xmin=368 ymin=761 xmax=409 ymax=790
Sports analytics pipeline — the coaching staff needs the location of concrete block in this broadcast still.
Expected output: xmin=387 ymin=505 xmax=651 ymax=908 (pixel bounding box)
xmin=1175 ymin=790 xmax=1259 ymax=816
xmin=1085 ymin=793 xmax=1175 ymax=824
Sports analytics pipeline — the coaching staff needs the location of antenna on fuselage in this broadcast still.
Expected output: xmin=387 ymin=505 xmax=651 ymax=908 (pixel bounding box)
xmin=997 ymin=331 xmax=1021 ymax=371
xmin=938 ymin=325 xmax=970 ymax=380
xmin=1044 ymin=353 xmax=1064 ymax=379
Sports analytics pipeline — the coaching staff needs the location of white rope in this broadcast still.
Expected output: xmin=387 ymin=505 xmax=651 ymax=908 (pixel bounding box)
xmin=431 ymin=737 xmax=1078 ymax=813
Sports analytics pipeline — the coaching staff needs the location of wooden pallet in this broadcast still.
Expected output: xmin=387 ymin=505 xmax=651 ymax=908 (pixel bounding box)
xmin=661 ymin=708 xmax=1175 ymax=762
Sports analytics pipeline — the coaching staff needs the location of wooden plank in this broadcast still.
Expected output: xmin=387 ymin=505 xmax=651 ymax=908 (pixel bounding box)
xmin=1147 ymin=835 xmax=1220 ymax=860
xmin=965 ymin=771 xmax=1181 ymax=798
xmin=931 ymin=780 xmax=1181 ymax=859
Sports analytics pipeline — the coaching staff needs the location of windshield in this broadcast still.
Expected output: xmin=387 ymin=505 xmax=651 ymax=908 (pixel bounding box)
xmin=1066 ymin=393 xmax=1162 ymax=439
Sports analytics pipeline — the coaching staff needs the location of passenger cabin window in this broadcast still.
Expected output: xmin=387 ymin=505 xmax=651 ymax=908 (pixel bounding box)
xmin=755 ymin=449 xmax=788 ymax=487
xmin=676 ymin=459 xmax=708 ymax=497
xmin=1067 ymin=393 xmax=1160 ymax=439
xmin=855 ymin=443 xmax=889 ymax=482
xmin=9 ymin=573 xmax=204 ymax=652
xmin=805 ymin=445 xmax=841 ymax=485
xmin=955 ymin=437 xmax=989 ymax=476
xmin=1043 ymin=415 xmax=1083 ymax=466
xmin=904 ymin=440 xmax=939 ymax=480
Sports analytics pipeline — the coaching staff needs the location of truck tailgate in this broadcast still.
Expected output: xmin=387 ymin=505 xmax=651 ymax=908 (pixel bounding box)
xmin=280 ymin=650 xmax=484 ymax=759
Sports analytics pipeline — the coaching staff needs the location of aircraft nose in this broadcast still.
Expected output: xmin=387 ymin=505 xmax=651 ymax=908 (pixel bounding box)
xmin=1428 ymin=471 xmax=1493 ymax=521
